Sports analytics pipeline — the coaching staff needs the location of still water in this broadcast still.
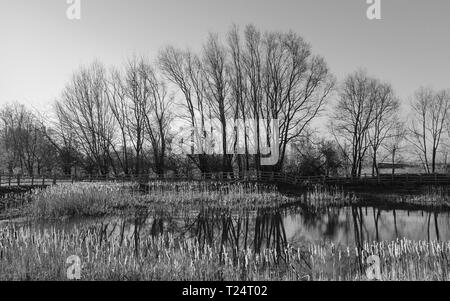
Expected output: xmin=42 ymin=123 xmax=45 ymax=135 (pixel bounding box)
xmin=285 ymin=206 xmax=450 ymax=245
xmin=9 ymin=204 xmax=450 ymax=250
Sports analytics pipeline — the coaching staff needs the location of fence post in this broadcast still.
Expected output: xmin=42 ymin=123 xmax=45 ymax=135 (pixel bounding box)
xmin=8 ymin=175 xmax=11 ymax=187
xmin=42 ymin=176 xmax=45 ymax=186
xmin=31 ymin=175 xmax=34 ymax=186
xmin=53 ymin=175 xmax=56 ymax=185
xmin=17 ymin=175 xmax=21 ymax=186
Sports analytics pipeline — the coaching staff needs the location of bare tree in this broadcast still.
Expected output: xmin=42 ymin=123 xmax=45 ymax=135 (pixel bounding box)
xmin=242 ymin=25 xmax=264 ymax=171
xmin=159 ymin=46 xmax=213 ymax=173
xmin=122 ymin=56 xmax=154 ymax=175
xmin=383 ymin=121 xmax=407 ymax=175
xmin=228 ymin=25 xmax=335 ymax=172
xmin=409 ymin=87 xmax=450 ymax=173
xmin=141 ymin=66 xmax=174 ymax=176
xmin=367 ymin=82 xmax=400 ymax=176
xmin=203 ymin=33 xmax=233 ymax=172
xmin=262 ymin=31 xmax=335 ymax=171
xmin=105 ymin=68 xmax=131 ymax=175
xmin=0 ymin=103 xmax=57 ymax=175
xmin=105 ymin=57 xmax=175 ymax=176
xmin=330 ymin=70 xmax=378 ymax=178
xmin=227 ymin=25 xmax=250 ymax=173
xmin=35 ymin=107 xmax=82 ymax=175
xmin=55 ymin=62 xmax=117 ymax=175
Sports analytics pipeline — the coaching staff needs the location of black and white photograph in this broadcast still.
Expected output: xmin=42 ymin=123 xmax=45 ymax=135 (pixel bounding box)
xmin=1 ymin=0 xmax=450 ymax=288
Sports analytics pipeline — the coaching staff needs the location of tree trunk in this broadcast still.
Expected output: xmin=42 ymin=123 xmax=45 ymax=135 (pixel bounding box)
xmin=391 ymin=148 xmax=396 ymax=175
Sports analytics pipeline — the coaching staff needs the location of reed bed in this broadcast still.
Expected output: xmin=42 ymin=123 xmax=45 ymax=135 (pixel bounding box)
xmin=0 ymin=192 xmax=33 ymax=220
xmin=304 ymin=185 xmax=450 ymax=210
xmin=0 ymin=192 xmax=32 ymax=211
xmin=0 ymin=223 xmax=305 ymax=281
xmin=10 ymin=181 xmax=450 ymax=220
xmin=303 ymin=185 xmax=357 ymax=208
xmin=399 ymin=187 xmax=450 ymax=208
xmin=2 ymin=180 xmax=449 ymax=281
xmin=30 ymin=183 xmax=138 ymax=219
xmin=145 ymin=180 xmax=278 ymax=194
xmin=27 ymin=182 xmax=301 ymax=219
xmin=309 ymin=238 xmax=450 ymax=280
xmin=0 ymin=223 xmax=448 ymax=281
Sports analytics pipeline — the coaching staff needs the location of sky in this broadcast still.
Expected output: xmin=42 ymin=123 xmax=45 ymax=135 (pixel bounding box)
xmin=1 ymin=0 xmax=450 ymax=116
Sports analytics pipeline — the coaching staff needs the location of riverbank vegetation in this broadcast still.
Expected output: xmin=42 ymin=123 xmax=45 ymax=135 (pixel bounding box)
xmin=1 ymin=181 xmax=450 ymax=281
xmin=1 ymin=182 xmax=450 ymax=221
xmin=0 ymin=223 xmax=448 ymax=281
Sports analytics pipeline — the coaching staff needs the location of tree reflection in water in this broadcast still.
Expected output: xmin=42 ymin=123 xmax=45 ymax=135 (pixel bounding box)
xmin=80 ymin=201 xmax=449 ymax=271
xmin=186 ymin=208 xmax=289 ymax=263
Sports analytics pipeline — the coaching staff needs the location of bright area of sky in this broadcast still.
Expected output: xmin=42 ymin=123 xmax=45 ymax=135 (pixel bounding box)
xmin=1 ymin=0 xmax=450 ymax=134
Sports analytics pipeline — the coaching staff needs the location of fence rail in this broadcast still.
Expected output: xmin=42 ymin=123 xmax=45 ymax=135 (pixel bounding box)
xmin=1 ymin=171 xmax=450 ymax=188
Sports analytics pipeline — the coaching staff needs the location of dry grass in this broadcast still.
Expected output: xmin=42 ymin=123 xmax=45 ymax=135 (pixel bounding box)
xmin=30 ymin=183 xmax=135 ymax=219
xmin=1 ymin=181 xmax=449 ymax=281
xmin=0 ymin=223 xmax=448 ymax=281
xmin=309 ymin=239 xmax=450 ymax=280
xmin=28 ymin=182 xmax=298 ymax=219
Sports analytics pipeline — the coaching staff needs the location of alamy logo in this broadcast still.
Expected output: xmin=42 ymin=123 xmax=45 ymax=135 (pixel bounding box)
xmin=366 ymin=0 xmax=381 ymax=20
xmin=66 ymin=255 xmax=81 ymax=280
xmin=66 ymin=0 xmax=81 ymax=20
xmin=366 ymin=255 xmax=382 ymax=280
xmin=173 ymin=119 xmax=279 ymax=166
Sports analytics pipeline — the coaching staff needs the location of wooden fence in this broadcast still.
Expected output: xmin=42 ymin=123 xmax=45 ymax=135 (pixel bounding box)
xmin=1 ymin=172 xmax=450 ymax=188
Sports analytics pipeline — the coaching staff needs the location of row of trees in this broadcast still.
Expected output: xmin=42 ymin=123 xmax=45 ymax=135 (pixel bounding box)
xmin=329 ymin=70 xmax=450 ymax=177
xmin=52 ymin=59 xmax=173 ymax=176
xmin=158 ymin=25 xmax=334 ymax=174
xmin=1 ymin=25 xmax=450 ymax=177
xmin=331 ymin=70 xmax=401 ymax=177
xmin=0 ymin=103 xmax=57 ymax=175
xmin=331 ymin=70 xmax=450 ymax=177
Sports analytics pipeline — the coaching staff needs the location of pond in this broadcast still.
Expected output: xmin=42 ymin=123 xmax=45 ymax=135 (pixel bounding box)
xmin=6 ymin=203 xmax=450 ymax=252
xmin=285 ymin=206 xmax=450 ymax=244
xmin=3 ymin=188 xmax=450 ymax=281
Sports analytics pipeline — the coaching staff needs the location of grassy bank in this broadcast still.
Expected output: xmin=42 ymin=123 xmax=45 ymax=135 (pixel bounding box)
xmin=27 ymin=182 xmax=300 ymax=219
xmin=3 ymin=181 xmax=450 ymax=221
xmin=1 ymin=181 xmax=450 ymax=281
xmin=0 ymin=223 xmax=448 ymax=281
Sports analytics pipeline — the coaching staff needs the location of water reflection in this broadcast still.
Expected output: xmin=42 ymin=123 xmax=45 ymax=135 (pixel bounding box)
xmin=182 ymin=208 xmax=289 ymax=262
xmin=285 ymin=206 xmax=450 ymax=246
xmin=8 ymin=204 xmax=450 ymax=253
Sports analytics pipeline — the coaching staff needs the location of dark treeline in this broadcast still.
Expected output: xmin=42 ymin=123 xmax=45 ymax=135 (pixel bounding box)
xmin=1 ymin=25 xmax=450 ymax=177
